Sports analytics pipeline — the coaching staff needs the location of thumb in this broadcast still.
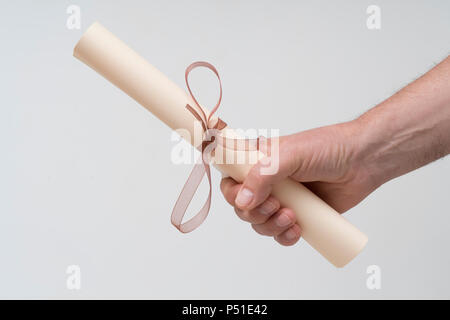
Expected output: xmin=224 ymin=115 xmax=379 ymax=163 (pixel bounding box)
xmin=234 ymin=136 xmax=296 ymax=210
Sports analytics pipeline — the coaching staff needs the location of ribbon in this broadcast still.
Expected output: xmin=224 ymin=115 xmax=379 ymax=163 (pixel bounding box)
xmin=170 ymin=61 xmax=227 ymax=233
xmin=171 ymin=61 xmax=263 ymax=233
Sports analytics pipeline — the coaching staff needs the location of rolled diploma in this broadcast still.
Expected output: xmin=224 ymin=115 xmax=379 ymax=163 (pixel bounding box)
xmin=74 ymin=22 xmax=368 ymax=267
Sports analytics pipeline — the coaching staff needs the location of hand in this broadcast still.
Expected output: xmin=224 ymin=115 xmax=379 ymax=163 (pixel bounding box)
xmin=221 ymin=56 xmax=450 ymax=247
xmin=220 ymin=120 xmax=378 ymax=246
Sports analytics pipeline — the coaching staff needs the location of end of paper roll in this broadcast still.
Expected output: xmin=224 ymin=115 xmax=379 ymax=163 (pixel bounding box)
xmin=335 ymin=234 xmax=368 ymax=268
xmin=73 ymin=22 xmax=102 ymax=58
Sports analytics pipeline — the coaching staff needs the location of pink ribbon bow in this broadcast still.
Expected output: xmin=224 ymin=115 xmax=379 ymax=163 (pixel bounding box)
xmin=171 ymin=61 xmax=263 ymax=233
xmin=170 ymin=61 xmax=228 ymax=233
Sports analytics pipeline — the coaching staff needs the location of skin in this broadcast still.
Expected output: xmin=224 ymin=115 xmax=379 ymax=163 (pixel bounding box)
xmin=220 ymin=55 xmax=450 ymax=246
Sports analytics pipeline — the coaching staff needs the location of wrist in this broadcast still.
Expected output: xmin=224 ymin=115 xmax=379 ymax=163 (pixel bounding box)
xmin=345 ymin=117 xmax=389 ymax=190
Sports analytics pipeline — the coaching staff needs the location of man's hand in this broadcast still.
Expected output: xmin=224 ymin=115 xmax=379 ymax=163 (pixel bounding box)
xmin=221 ymin=56 xmax=450 ymax=246
xmin=220 ymin=121 xmax=377 ymax=246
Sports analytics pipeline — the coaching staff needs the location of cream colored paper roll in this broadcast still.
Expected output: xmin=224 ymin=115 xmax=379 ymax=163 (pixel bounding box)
xmin=74 ymin=22 xmax=368 ymax=267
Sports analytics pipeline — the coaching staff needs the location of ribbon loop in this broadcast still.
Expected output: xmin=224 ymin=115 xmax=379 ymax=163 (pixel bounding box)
xmin=171 ymin=61 xmax=263 ymax=233
xmin=184 ymin=61 xmax=223 ymax=128
xmin=171 ymin=62 xmax=226 ymax=233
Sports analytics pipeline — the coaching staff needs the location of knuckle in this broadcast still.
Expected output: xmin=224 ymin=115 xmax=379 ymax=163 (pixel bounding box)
xmin=235 ymin=208 xmax=250 ymax=222
xmin=251 ymin=224 xmax=271 ymax=236
xmin=276 ymin=238 xmax=296 ymax=246
xmin=275 ymin=225 xmax=301 ymax=246
xmin=249 ymin=210 xmax=269 ymax=224
xmin=220 ymin=178 xmax=233 ymax=194
xmin=247 ymin=165 xmax=268 ymax=186
xmin=264 ymin=197 xmax=281 ymax=212
xmin=219 ymin=177 xmax=228 ymax=191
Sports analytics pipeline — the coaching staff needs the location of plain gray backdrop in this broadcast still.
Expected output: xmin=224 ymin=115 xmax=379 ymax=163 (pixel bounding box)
xmin=1 ymin=0 xmax=449 ymax=299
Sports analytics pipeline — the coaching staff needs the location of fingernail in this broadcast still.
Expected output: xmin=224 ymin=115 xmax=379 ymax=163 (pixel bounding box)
xmin=258 ymin=200 xmax=277 ymax=215
xmin=276 ymin=213 xmax=291 ymax=227
xmin=235 ymin=188 xmax=253 ymax=207
xmin=285 ymin=228 xmax=297 ymax=240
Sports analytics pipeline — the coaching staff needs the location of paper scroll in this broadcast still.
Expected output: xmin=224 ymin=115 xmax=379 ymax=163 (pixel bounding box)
xmin=73 ymin=22 xmax=368 ymax=267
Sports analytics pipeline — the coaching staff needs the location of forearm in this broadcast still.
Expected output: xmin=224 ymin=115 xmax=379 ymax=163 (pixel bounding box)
xmin=354 ymin=55 xmax=450 ymax=187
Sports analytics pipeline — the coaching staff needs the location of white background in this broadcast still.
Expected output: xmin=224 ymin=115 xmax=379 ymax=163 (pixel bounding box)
xmin=1 ymin=0 xmax=449 ymax=298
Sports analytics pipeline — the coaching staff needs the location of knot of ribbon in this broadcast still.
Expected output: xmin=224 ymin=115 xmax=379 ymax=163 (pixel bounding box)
xmin=170 ymin=61 xmax=228 ymax=233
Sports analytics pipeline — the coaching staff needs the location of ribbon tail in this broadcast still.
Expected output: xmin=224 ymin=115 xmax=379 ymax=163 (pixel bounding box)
xmin=171 ymin=155 xmax=213 ymax=233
